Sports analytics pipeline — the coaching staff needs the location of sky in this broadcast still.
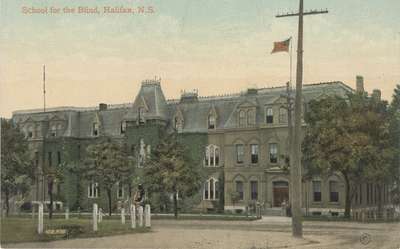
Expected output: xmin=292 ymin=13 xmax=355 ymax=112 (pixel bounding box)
xmin=0 ymin=0 xmax=399 ymax=118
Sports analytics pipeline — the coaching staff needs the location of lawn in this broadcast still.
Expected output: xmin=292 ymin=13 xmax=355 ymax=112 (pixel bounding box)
xmin=0 ymin=217 xmax=149 ymax=244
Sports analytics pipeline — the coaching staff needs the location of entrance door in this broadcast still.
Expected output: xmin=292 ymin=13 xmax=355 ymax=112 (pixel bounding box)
xmin=273 ymin=181 xmax=289 ymax=207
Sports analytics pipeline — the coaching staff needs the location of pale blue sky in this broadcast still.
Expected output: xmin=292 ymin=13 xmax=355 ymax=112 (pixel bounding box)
xmin=0 ymin=0 xmax=399 ymax=117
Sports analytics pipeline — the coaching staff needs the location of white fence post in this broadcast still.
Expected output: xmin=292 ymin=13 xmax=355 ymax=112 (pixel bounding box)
xmin=38 ymin=203 xmax=44 ymax=234
xmin=138 ymin=206 xmax=143 ymax=227
xmin=98 ymin=208 xmax=103 ymax=223
xmin=145 ymin=204 xmax=151 ymax=228
xmin=65 ymin=207 xmax=69 ymax=220
xmin=93 ymin=203 xmax=98 ymax=232
xmin=130 ymin=204 xmax=136 ymax=229
xmin=121 ymin=208 xmax=125 ymax=224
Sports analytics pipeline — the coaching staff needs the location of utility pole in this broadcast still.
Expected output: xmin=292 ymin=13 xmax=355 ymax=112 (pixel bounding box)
xmin=276 ymin=0 xmax=328 ymax=237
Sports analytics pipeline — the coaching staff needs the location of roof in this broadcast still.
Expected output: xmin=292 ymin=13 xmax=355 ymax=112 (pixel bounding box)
xmin=12 ymin=80 xmax=354 ymax=136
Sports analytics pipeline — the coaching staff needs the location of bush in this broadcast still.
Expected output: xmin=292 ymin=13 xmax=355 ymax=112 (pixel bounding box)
xmin=19 ymin=202 xmax=32 ymax=211
xmin=59 ymin=224 xmax=84 ymax=238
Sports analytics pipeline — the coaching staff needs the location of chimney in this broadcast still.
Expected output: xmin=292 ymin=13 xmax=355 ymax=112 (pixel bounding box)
xmin=356 ymin=76 xmax=364 ymax=93
xmin=99 ymin=103 xmax=107 ymax=111
xmin=372 ymin=89 xmax=381 ymax=101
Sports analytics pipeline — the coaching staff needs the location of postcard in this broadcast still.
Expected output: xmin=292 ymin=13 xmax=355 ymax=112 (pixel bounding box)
xmin=1 ymin=0 xmax=399 ymax=248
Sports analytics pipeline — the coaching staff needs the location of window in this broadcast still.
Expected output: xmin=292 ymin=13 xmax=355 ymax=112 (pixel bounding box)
xmin=210 ymin=178 xmax=215 ymax=200
xmin=203 ymin=178 xmax=219 ymax=200
xmin=205 ymin=145 xmax=220 ymax=167
xmin=174 ymin=116 xmax=183 ymax=130
xmin=27 ymin=126 xmax=34 ymax=139
xmin=117 ymin=182 xmax=124 ymax=199
xmin=279 ymin=107 xmax=288 ymax=124
xmin=329 ymin=181 xmax=339 ymax=202
xmin=359 ymin=184 xmax=363 ymax=205
xmin=236 ymin=144 xmax=244 ymax=164
xmin=50 ymin=125 xmax=57 ymax=137
xmin=250 ymin=144 xmax=259 ymax=164
xmin=247 ymin=109 xmax=255 ymax=126
xmin=250 ymin=181 xmax=258 ymax=200
xmin=266 ymin=107 xmax=273 ymax=124
xmin=35 ymin=151 xmax=39 ymax=166
xmin=313 ymin=181 xmax=322 ymax=202
xmin=48 ymin=152 xmax=52 ymax=167
xmin=138 ymin=107 xmax=145 ymax=124
xmin=121 ymin=121 xmax=126 ymax=134
xmin=204 ymin=181 xmax=209 ymax=199
xmin=269 ymin=143 xmax=278 ymax=163
xmin=239 ymin=110 xmax=246 ymax=127
xmin=236 ymin=181 xmax=244 ymax=200
xmin=88 ymin=182 xmax=99 ymax=198
xmin=92 ymin=122 xmax=99 ymax=136
xmin=57 ymin=151 xmax=61 ymax=165
xmin=208 ymin=114 xmax=216 ymax=129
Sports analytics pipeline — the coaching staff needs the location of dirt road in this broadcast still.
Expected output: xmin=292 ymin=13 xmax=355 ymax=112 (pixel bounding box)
xmin=5 ymin=217 xmax=400 ymax=249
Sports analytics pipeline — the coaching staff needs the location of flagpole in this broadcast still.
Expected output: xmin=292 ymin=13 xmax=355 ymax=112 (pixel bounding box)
xmin=289 ymin=37 xmax=293 ymax=90
xmin=43 ymin=65 xmax=46 ymax=113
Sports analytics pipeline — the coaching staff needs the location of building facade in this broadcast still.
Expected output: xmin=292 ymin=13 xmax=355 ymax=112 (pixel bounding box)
xmin=11 ymin=77 xmax=392 ymax=216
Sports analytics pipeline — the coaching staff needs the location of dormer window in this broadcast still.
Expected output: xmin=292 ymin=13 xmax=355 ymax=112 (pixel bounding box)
xmin=208 ymin=114 xmax=216 ymax=129
xmin=92 ymin=122 xmax=99 ymax=136
xmin=239 ymin=110 xmax=246 ymax=127
xmin=138 ymin=107 xmax=145 ymax=124
xmin=120 ymin=121 xmax=126 ymax=134
xmin=279 ymin=107 xmax=288 ymax=124
xmin=247 ymin=109 xmax=256 ymax=126
xmin=266 ymin=107 xmax=273 ymax=124
xmin=27 ymin=126 xmax=34 ymax=139
xmin=50 ymin=124 xmax=57 ymax=137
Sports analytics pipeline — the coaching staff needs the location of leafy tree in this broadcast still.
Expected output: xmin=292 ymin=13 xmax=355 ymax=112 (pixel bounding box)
xmin=144 ymin=132 xmax=204 ymax=219
xmin=83 ymin=139 xmax=133 ymax=216
xmin=1 ymin=118 xmax=34 ymax=216
xmin=303 ymin=93 xmax=395 ymax=218
xmin=389 ymin=85 xmax=400 ymax=206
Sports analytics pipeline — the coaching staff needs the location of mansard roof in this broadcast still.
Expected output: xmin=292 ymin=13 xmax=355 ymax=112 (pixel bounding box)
xmin=12 ymin=80 xmax=354 ymax=136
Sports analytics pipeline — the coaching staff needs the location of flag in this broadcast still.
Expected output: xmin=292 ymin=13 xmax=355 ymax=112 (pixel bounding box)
xmin=271 ymin=38 xmax=291 ymax=54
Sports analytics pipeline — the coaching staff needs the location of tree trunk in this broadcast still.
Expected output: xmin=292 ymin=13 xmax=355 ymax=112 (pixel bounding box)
xmin=173 ymin=191 xmax=178 ymax=219
xmin=343 ymin=173 xmax=351 ymax=219
xmin=48 ymin=179 xmax=54 ymax=219
xmin=107 ymin=188 xmax=112 ymax=216
xmin=5 ymin=188 xmax=10 ymax=217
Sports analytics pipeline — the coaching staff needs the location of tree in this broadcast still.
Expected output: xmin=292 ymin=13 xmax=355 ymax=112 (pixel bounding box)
xmin=83 ymin=139 xmax=133 ymax=216
xmin=43 ymin=156 xmax=64 ymax=219
xmin=303 ymin=93 xmax=395 ymax=218
xmin=1 ymin=118 xmax=34 ymax=216
xmin=144 ymin=132 xmax=204 ymax=219
xmin=389 ymin=85 xmax=400 ymax=207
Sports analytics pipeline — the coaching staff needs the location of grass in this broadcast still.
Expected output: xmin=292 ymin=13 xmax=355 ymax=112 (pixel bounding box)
xmin=0 ymin=217 xmax=150 ymax=245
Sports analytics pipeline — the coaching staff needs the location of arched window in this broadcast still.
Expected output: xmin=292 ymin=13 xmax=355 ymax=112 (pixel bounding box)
xmin=208 ymin=114 xmax=216 ymax=129
xmin=204 ymin=145 xmax=220 ymax=167
xmin=205 ymin=146 xmax=210 ymax=166
xmin=239 ymin=110 xmax=246 ymax=127
xmin=203 ymin=178 xmax=219 ymax=200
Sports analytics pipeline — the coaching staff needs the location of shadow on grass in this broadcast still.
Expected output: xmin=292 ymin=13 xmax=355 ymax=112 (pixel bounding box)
xmin=1 ymin=217 xmax=151 ymax=245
